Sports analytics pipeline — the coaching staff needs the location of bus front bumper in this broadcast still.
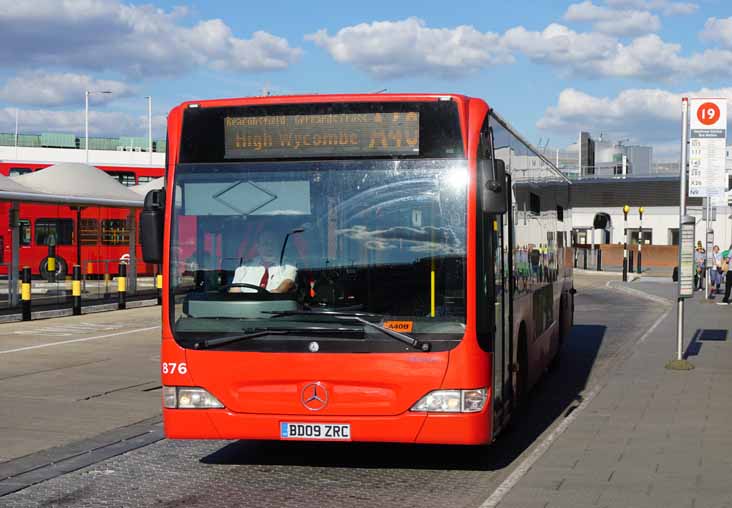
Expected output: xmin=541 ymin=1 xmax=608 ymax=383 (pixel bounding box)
xmin=163 ymin=407 xmax=492 ymax=445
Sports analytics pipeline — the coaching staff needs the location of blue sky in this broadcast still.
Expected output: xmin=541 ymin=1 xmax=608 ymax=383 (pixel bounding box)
xmin=0 ymin=0 xmax=731 ymax=159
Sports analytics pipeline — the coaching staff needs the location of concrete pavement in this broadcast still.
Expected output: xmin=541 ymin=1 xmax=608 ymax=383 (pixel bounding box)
xmin=497 ymin=279 xmax=732 ymax=508
xmin=0 ymin=307 xmax=162 ymax=461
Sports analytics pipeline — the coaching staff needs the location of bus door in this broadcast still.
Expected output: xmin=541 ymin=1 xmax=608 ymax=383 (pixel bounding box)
xmin=489 ymin=205 xmax=511 ymax=431
xmin=477 ymin=130 xmax=512 ymax=434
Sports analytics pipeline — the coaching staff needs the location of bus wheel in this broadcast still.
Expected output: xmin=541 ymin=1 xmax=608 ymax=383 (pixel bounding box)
xmin=552 ymin=294 xmax=571 ymax=370
xmin=39 ymin=256 xmax=68 ymax=280
xmin=515 ymin=325 xmax=528 ymax=409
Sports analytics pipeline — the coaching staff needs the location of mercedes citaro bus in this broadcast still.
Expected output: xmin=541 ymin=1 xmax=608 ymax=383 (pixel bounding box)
xmin=141 ymin=93 xmax=574 ymax=445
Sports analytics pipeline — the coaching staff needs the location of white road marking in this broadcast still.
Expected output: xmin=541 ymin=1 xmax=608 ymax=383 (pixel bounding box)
xmin=479 ymin=309 xmax=670 ymax=508
xmin=0 ymin=326 xmax=161 ymax=354
xmin=13 ymin=322 xmax=126 ymax=337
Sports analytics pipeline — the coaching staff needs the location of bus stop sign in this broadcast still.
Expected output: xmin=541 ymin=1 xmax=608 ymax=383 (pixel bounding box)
xmin=678 ymin=215 xmax=695 ymax=298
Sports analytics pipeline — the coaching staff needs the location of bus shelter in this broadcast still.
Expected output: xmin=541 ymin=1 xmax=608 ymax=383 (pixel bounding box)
xmin=0 ymin=163 xmax=151 ymax=306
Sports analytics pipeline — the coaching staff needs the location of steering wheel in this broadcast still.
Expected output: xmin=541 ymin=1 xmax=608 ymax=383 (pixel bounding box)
xmin=220 ymin=282 xmax=270 ymax=296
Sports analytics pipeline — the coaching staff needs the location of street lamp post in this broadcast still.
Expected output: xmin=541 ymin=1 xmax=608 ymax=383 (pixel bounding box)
xmin=85 ymin=90 xmax=112 ymax=164
xmin=637 ymin=207 xmax=644 ymax=274
xmin=623 ymin=205 xmax=630 ymax=282
xmin=145 ymin=96 xmax=152 ymax=165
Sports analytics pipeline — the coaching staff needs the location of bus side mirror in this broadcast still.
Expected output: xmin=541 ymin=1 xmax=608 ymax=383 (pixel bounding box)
xmin=141 ymin=189 xmax=165 ymax=264
xmin=482 ymin=158 xmax=507 ymax=214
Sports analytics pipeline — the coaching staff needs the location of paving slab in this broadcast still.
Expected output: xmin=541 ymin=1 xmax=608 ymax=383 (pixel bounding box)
xmin=498 ymin=281 xmax=732 ymax=508
xmin=0 ymin=307 xmax=162 ymax=461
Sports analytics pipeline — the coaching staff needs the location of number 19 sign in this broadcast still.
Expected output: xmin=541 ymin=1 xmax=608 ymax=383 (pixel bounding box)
xmin=688 ymin=98 xmax=727 ymax=199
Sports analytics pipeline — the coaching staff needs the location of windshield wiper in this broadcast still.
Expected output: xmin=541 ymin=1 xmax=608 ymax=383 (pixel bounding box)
xmin=193 ymin=326 xmax=362 ymax=350
xmin=267 ymin=310 xmax=431 ymax=352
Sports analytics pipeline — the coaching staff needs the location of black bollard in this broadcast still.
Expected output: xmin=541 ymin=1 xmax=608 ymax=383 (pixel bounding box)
xmin=118 ymin=263 xmax=127 ymax=310
xmin=72 ymin=265 xmax=81 ymax=315
xmin=21 ymin=266 xmax=31 ymax=321
xmin=156 ymin=272 xmax=163 ymax=305
xmin=47 ymin=244 xmax=56 ymax=283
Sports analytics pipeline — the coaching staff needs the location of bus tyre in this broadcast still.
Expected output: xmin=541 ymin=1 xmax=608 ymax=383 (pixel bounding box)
xmin=515 ymin=327 xmax=528 ymax=409
xmin=40 ymin=256 xmax=68 ymax=280
xmin=552 ymin=294 xmax=571 ymax=370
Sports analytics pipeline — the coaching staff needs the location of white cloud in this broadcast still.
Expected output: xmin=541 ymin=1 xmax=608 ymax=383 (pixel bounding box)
xmin=701 ymin=17 xmax=732 ymax=48
xmin=0 ymin=72 xmax=134 ymax=107
xmin=503 ymin=23 xmax=617 ymax=68
xmin=661 ymin=2 xmax=698 ymax=15
xmin=604 ymin=0 xmax=698 ymax=15
xmin=504 ymin=25 xmax=732 ymax=81
xmin=310 ymin=17 xmax=732 ymax=82
xmin=564 ymin=1 xmax=661 ymax=36
xmin=305 ymin=17 xmax=513 ymax=79
xmin=537 ymin=87 xmax=732 ymax=143
xmin=0 ymin=107 xmax=167 ymax=138
xmin=0 ymin=0 xmax=302 ymax=76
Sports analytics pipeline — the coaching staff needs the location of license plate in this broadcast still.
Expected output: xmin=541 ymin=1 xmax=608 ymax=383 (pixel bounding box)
xmin=280 ymin=422 xmax=351 ymax=441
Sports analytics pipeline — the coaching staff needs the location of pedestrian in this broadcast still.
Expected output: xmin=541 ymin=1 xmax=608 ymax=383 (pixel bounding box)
xmin=721 ymin=245 xmax=732 ymax=304
xmin=694 ymin=244 xmax=706 ymax=291
xmin=710 ymin=245 xmax=723 ymax=296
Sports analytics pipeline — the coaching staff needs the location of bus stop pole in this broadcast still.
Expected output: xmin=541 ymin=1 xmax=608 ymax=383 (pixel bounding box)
xmin=668 ymin=97 xmax=694 ymax=370
xmin=127 ymin=210 xmax=137 ymax=296
xmin=9 ymin=202 xmax=19 ymax=307
xmin=677 ymin=99 xmax=688 ymax=362
xmin=76 ymin=207 xmax=82 ymax=269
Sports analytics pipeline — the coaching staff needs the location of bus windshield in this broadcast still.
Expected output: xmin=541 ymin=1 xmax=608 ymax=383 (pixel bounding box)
xmin=170 ymin=158 xmax=467 ymax=351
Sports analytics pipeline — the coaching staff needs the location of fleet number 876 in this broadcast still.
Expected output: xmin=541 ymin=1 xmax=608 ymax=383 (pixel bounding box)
xmin=162 ymin=362 xmax=187 ymax=375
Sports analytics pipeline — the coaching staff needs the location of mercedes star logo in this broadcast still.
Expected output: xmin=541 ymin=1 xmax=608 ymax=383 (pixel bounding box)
xmin=301 ymin=382 xmax=328 ymax=411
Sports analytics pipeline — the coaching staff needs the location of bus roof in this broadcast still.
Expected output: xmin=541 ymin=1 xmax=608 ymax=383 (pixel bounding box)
xmin=176 ymin=93 xmax=480 ymax=110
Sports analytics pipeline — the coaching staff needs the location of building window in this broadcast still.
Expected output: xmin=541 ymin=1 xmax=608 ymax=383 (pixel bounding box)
xmin=556 ymin=205 xmax=564 ymax=222
xmin=105 ymin=171 xmax=136 ymax=186
xmin=35 ymin=219 xmax=73 ymax=246
xmin=529 ymin=193 xmax=541 ymax=215
xmin=669 ymin=228 xmax=679 ymax=246
xmin=137 ymin=175 xmax=155 ymax=184
xmin=79 ymin=219 xmax=99 ymax=246
xmin=19 ymin=219 xmax=31 ymax=246
xmin=624 ymin=229 xmax=653 ymax=245
xmin=101 ymin=219 xmax=129 ymax=245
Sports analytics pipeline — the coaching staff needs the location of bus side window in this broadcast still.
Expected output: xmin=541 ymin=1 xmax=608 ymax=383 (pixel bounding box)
xmin=19 ymin=219 xmax=31 ymax=246
xmin=104 ymin=171 xmax=136 ymax=186
xmin=101 ymin=219 xmax=129 ymax=245
xmin=35 ymin=219 xmax=73 ymax=246
xmin=80 ymin=219 xmax=99 ymax=246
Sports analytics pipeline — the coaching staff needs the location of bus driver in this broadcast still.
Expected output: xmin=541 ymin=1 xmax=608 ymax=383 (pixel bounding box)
xmin=230 ymin=229 xmax=297 ymax=294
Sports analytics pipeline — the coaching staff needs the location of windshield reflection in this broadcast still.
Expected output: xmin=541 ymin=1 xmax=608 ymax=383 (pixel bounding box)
xmin=170 ymin=159 xmax=467 ymax=347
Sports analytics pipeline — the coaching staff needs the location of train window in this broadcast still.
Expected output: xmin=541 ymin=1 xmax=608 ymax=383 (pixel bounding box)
xmin=79 ymin=219 xmax=99 ymax=245
xmin=19 ymin=219 xmax=31 ymax=246
xmin=9 ymin=167 xmax=32 ymax=176
xmin=105 ymin=171 xmax=136 ymax=186
xmin=101 ymin=219 xmax=129 ymax=245
xmin=35 ymin=219 xmax=73 ymax=246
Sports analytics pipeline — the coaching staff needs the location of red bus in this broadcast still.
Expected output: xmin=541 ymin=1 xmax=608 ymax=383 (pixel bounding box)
xmin=145 ymin=94 xmax=574 ymax=445
xmin=0 ymin=161 xmax=163 ymax=277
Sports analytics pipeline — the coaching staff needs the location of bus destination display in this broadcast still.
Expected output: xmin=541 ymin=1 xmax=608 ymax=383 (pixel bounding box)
xmin=224 ymin=112 xmax=419 ymax=159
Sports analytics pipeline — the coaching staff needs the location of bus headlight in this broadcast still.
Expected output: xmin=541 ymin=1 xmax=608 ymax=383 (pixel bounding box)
xmin=163 ymin=386 xmax=224 ymax=409
xmin=410 ymin=388 xmax=487 ymax=413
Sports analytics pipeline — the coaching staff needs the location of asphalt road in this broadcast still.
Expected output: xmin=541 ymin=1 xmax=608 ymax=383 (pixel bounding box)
xmin=0 ymin=306 xmax=162 ymax=461
xmin=0 ymin=274 xmax=667 ymax=508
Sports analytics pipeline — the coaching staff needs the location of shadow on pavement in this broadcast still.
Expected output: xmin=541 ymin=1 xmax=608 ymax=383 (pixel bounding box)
xmin=685 ymin=328 xmax=728 ymax=358
xmin=201 ymin=323 xmax=607 ymax=472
